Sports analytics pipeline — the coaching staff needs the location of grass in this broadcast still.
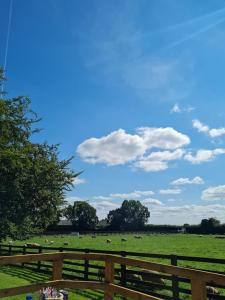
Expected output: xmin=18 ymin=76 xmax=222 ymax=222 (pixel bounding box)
xmin=1 ymin=233 xmax=225 ymax=299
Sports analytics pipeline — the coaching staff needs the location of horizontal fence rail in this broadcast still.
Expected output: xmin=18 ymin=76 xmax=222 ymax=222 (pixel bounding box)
xmin=0 ymin=252 xmax=225 ymax=300
xmin=1 ymin=245 xmax=225 ymax=300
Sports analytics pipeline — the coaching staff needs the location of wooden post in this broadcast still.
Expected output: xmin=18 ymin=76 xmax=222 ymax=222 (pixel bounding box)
xmin=104 ymin=258 xmax=115 ymax=300
xmin=120 ymin=251 xmax=126 ymax=287
xmin=171 ymin=255 xmax=179 ymax=300
xmin=52 ymin=257 xmax=63 ymax=280
xmin=8 ymin=245 xmax=12 ymax=256
xmin=37 ymin=246 xmax=42 ymax=271
xmin=22 ymin=245 xmax=26 ymax=268
xmin=191 ymin=277 xmax=207 ymax=300
xmin=84 ymin=249 xmax=89 ymax=280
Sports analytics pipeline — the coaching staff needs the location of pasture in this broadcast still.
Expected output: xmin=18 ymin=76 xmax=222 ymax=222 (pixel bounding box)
xmin=8 ymin=233 xmax=225 ymax=259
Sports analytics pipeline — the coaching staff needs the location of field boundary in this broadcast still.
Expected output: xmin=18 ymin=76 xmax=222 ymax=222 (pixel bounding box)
xmin=0 ymin=244 xmax=225 ymax=300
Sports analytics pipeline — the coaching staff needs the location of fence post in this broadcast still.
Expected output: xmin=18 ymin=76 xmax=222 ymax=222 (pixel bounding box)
xmin=52 ymin=256 xmax=63 ymax=280
xmin=22 ymin=245 xmax=26 ymax=268
xmin=84 ymin=249 xmax=89 ymax=280
xmin=8 ymin=245 xmax=12 ymax=256
xmin=191 ymin=277 xmax=206 ymax=300
xmin=37 ymin=246 xmax=42 ymax=271
xmin=171 ymin=255 xmax=179 ymax=300
xmin=104 ymin=257 xmax=114 ymax=300
xmin=120 ymin=251 xmax=126 ymax=287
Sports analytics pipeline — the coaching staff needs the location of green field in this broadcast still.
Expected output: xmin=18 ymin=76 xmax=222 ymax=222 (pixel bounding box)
xmin=1 ymin=233 xmax=225 ymax=300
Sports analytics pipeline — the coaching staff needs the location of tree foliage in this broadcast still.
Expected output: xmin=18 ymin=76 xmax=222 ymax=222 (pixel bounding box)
xmin=64 ymin=201 xmax=99 ymax=230
xmin=107 ymin=200 xmax=150 ymax=230
xmin=0 ymin=68 xmax=76 ymax=240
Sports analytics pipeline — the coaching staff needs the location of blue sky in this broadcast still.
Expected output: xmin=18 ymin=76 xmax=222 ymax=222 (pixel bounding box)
xmin=1 ymin=0 xmax=225 ymax=224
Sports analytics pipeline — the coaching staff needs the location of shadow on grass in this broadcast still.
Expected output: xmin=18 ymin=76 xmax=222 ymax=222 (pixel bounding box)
xmin=0 ymin=266 xmax=106 ymax=300
xmin=0 ymin=265 xmax=48 ymax=283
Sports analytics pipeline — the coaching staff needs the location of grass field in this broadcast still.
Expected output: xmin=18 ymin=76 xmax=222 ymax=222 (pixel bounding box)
xmin=1 ymin=233 xmax=225 ymax=300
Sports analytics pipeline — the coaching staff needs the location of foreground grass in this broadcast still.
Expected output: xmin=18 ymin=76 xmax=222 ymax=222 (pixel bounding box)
xmin=0 ymin=266 xmax=107 ymax=300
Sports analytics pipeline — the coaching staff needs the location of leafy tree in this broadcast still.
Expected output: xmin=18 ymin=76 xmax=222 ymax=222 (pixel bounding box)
xmin=200 ymin=217 xmax=221 ymax=233
xmin=107 ymin=200 xmax=150 ymax=230
xmin=0 ymin=68 xmax=76 ymax=240
xmin=64 ymin=201 xmax=99 ymax=230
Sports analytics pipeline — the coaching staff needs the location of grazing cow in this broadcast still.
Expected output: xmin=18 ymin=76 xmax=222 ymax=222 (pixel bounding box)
xmin=106 ymin=239 xmax=111 ymax=244
xmin=121 ymin=238 xmax=127 ymax=242
xmin=64 ymin=242 xmax=69 ymax=246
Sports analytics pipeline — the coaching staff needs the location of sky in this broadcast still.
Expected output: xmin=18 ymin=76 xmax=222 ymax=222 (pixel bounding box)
xmin=1 ymin=0 xmax=225 ymax=225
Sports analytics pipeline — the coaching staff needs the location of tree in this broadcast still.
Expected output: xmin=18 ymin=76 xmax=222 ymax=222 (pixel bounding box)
xmin=64 ymin=201 xmax=99 ymax=230
xmin=107 ymin=200 xmax=150 ymax=230
xmin=200 ymin=218 xmax=221 ymax=233
xmin=0 ymin=68 xmax=76 ymax=240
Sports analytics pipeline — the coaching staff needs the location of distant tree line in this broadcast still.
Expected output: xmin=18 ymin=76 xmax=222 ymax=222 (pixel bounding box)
xmin=49 ymin=201 xmax=225 ymax=235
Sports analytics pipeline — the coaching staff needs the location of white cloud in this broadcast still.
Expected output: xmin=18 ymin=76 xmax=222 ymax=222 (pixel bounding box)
xmin=134 ymin=149 xmax=185 ymax=172
xmin=171 ymin=176 xmax=204 ymax=185
xmin=192 ymin=119 xmax=225 ymax=138
xmin=66 ymin=196 xmax=87 ymax=203
xmin=202 ymin=185 xmax=225 ymax=201
xmin=77 ymin=127 xmax=190 ymax=168
xmin=93 ymin=196 xmax=113 ymax=201
xmin=73 ymin=178 xmax=87 ymax=185
xmin=184 ymin=148 xmax=225 ymax=164
xmin=137 ymin=127 xmax=190 ymax=150
xmin=77 ymin=129 xmax=146 ymax=165
xmin=90 ymin=200 xmax=121 ymax=219
xmin=170 ymin=103 xmax=195 ymax=114
xmin=134 ymin=159 xmax=169 ymax=172
xmin=150 ymin=204 xmax=225 ymax=225
xmin=159 ymin=189 xmax=182 ymax=195
xmin=170 ymin=103 xmax=181 ymax=113
xmin=141 ymin=198 xmax=163 ymax=206
xmin=110 ymin=190 xmax=154 ymax=199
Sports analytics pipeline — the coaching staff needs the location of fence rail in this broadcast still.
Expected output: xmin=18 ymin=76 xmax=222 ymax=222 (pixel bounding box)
xmin=1 ymin=244 xmax=225 ymax=300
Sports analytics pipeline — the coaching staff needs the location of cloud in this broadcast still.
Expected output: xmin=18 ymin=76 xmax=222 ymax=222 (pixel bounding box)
xmin=159 ymin=189 xmax=182 ymax=195
xmin=141 ymin=198 xmax=163 ymax=206
xmin=150 ymin=204 xmax=225 ymax=224
xmin=110 ymin=190 xmax=154 ymax=199
xmin=184 ymin=148 xmax=225 ymax=164
xmin=66 ymin=196 xmax=87 ymax=203
xmin=202 ymin=185 xmax=225 ymax=201
xmin=73 ymin=178 xmax=87 ymax=185
xmin=77 ymin=127 xmax=190 ymax=167
xmin=170 ymin=103 xmax=195 ymax=114
xmin=138 ymin=127 xmax=190 ymax=150
xmin=93 ymin=196 xmax=113 ymax=201
xmin=171 ymin=176 xmax=204 ymax=185
xmin=134 ymin=149 xmax=184 ymax=172
xmin=192 ymin=119 xmax=225 ymax=138
xmin=77 ymin=129 xmax=146 ymax=165
xmin=90 ymin=200 xmax=121 ymax=219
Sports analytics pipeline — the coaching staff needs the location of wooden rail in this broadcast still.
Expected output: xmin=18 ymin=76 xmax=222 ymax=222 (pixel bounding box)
xmin=0 ymin=252 xmax=225 ymax=300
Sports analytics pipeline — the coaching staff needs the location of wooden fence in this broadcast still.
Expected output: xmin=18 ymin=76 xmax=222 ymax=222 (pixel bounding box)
xmin=0 ymin=252 xmax=225 ymax=300
xmin=1 ymin=245 xmax=225 ymax=300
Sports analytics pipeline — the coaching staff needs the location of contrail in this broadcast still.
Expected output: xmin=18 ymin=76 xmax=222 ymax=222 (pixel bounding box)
xmin=1 ymin=0 xmax=13 ymax=93
xmin=125 ymin=6 xmax=225 ymax=43
xmin=164 ymin=15 xmax=225 ymax=50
